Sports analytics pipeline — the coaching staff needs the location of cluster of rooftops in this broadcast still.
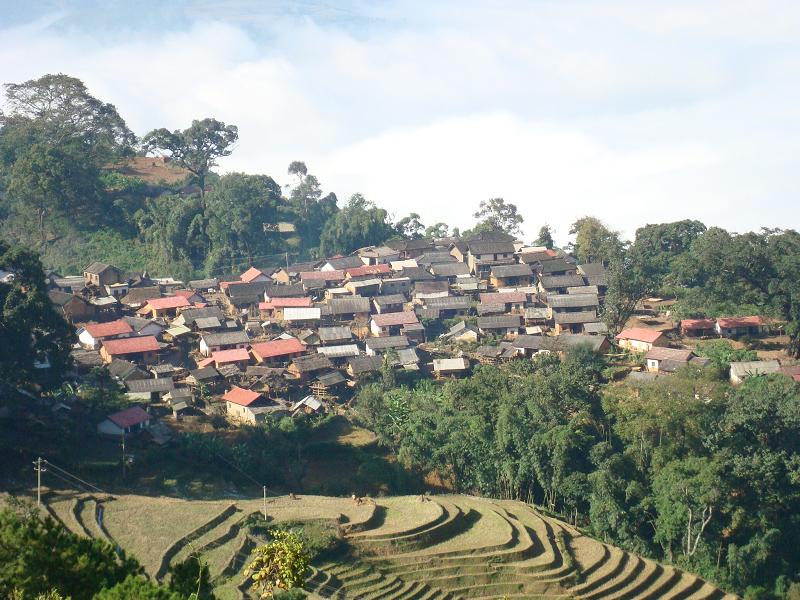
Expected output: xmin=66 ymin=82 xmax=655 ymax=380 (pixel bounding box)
xmin=39 ymin=231 xmax=794 ymax=429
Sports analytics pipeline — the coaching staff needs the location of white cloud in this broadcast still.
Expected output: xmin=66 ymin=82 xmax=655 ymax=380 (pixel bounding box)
xmin=2 ymin=0 xmax=800 ymax=242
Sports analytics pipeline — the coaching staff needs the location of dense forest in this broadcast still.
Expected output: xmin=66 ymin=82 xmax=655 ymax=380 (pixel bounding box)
xmin=356 ymin=350 xmax=800 ymax=600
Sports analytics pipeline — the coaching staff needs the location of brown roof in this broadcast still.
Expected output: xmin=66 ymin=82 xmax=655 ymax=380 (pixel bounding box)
xmin=108 ymin=406 xmax=150 ymax=428
xmin=372 ymin=311 xmax=419 ymax=327
xmin=83 ymin=320 xmax=133 ymax=338
xmin=102 ymin=336 xmax=160 ymax=355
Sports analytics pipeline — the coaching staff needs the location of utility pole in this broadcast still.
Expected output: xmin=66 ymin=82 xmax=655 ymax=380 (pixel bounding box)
xmin=33 ymin=457 xmax=46 ymax=507
xmin=263 ymin=485 xmax=267 ymax=521
xmin=285 ymin=252 xmax=289 ymax=270
xmin=121 ymin=432 xmax=126 ymax=479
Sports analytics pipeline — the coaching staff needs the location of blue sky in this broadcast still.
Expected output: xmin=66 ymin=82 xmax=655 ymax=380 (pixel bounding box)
xmin=2 ymin=1 xmax=800 ymax=241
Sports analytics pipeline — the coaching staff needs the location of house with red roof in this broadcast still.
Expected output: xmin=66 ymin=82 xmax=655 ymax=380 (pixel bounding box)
xmin=258 ymin=297 xmax=314 ymax=320
xmin=715 ymin=316 xmax=768 ymax=338
xmin=77 ymin=319 xmax=134 ymax=349
xmin=680 ymin=318 xmax=716 ymax=337
xmin=615 ymin=327 xmax=667 ymax=352
xmin=97 ymin=405 xmax=151 ymax=436
xmin=100 ymin=336 xmax=160 ymax=364
xmin=345 ymin=264 xmax=391 ymax=280
xmin=138 ymin=295 xmax=191 ymax=319
xmin=250 ymin=338 xmax=307 ymax=364
xmin=223 ymin=386 xmax=269 ymax=424
xmin=240 ymin=266 xmax=270 ymax=284
xmin=173 ymin=289 xmax=205 ymax=304
xmin=370 ymin=311 xmax=419 ymax=337
xmin=208 ymin=347 xmax=251 ymax=369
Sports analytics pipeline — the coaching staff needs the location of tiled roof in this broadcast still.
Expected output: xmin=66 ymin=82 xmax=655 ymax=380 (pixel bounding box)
xmin=102 ymin=336 xmax=160 ymax=355
xmin=258 ymin=297 xmax=313 ymax=310
xmin=108 ymin=406 xmax=150 ymax=428
xmin=346 ymin=264 xmax=392 ymax=278
xmin=372 ymin=311 xmax=419 ymax=327
xmin=251 ymin=338 xmax=306 ymax=359
xmin=300 ymin=270 xmax=345 ymax=281
xmin=717 ymin=316 xmax=764 ymax=328
xmin=223 ymin=386 xmax=263 ymax=406
xmin=240 ymin=267 xmax=266 ymax=282
xmin=646 ymin=347 xmax=693 ymax=362
xmin=681 ymin=318 xmax=715 ymax=330
xmin=615 ymin=328 xmax=664 ymax=344
xmin=145 ymin=296 xmax=191 ymax=310
xmin=211 ymin=347 xmax=251 ymax=364
xmin=478 ymin=315 xmax=523 ymax=329
xmin=83 ymin=320 xmax=133 ymax=339
xmin=479 ymin=292 xmax=527 ymax=305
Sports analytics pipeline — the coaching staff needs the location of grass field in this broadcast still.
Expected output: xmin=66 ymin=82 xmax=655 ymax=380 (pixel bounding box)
xmin=18 ymin=490 xmax=740 ymax=599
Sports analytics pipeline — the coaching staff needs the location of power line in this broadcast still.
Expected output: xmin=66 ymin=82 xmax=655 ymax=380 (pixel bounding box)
xmin=43 ymin=459 xmax=107 ymax=495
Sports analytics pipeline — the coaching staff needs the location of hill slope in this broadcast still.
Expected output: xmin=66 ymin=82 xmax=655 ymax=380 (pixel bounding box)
xmin=40 ymin=491 xmax=738 ymax=600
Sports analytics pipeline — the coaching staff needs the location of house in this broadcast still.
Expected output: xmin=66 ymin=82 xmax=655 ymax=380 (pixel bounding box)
xmin=223 ymin=386 xmax=271 ymax=424
xmin=370 ymin=311 xmax=419 ymax=337
xmin=291 ymin=395 xmax=325 ymax=416
xmin=416 ymin=251 xmax=458 ymax=267
xmin=365 ymin=335 xmax=410 ymax=356
xmin=125 ymin=377 xmax=175 ymax=402
xmin=173 ymin=306 xmax=226 ymax=329
xmin=462 ymin=240 xmax=517 ymax=278
xmin=139 ymin=295 xmax=191 ymax=319
xmin=615 ymin=328 xmax=667 ymax=352
xmin=272 ymin=261 xmax=321 ymax=283
xmin=345 ymin=264 xmax=392 ymax=280
xmin=321 ymin=255 xmax=365 ymax=271
xmin=385 ymin=238 xmax=437 ymax=259
xmin=513 ymin=333 xmax=610 ymax=356
xmin=188 ymin=277 xmax=219 ymax=291
xmin=187 ymin=366 xmax=222 ymax=388
xmin=423 ymin=296 xmax=472 ymax=318
xmin=258 ymin=297 xmax=314 ymax=320
xmin=122 ymin=316 xmax=166 ymax=338
xmin=48 ymin=274 xmax=85 ymax=294
xmin=347 ymin=355 xmax=384 ymax=378
xmin=299 ymin=270 xmax=345 ymax=289
xmin=251 ymin=338 xmax=307 ymax=364
xmin=413 ymin=280 xmax=450 ymax=300
xmin=317 ymin=344 xmax=360 ymax=362
xmin=120 ymin=286 xmax=162 ymax=310
xmin=199 ymin=330 xmax=250 ymax=357
xmin=173 ymin=289 xmax=205 ymax=305
xmin=163 ymin=324 xmax=192 ymax=341
xmin=524 ymin=306 xmax=550 ymax=326
xmin=165 ymin=388 xmax=193 ymax=416
xmin=97 ymin=406 xmax=151 ymax=436
xmin=107 ymin=358 xmax=148 ymax=383
xmin=398 ymin=266 xmax=435 ymax=283
xmin=430 ymin=262 xmax=472 ymax=281
xmin=547 ymin=294 xmax=600 ymax=334
xmin=297 ymin=329 xmax=320 ymax=346
xmin=577 ymin=263 xmax=609 ymax=293
xmin=433 ymin=357 xmax=470 ymax=378
xmin=730 ymin=360 xmax=781 ymax=385
xmin=373 ymin=294 xmax=407 ymax=314
xmin=567 ymin=285 xmax=599 ymax=296
xmin=358 ymin=245 xmax=400 ymax=265
xmin=344 ymin=278 xmax=382 ymax=297
xmin=380 ymin=277 xmax=413 ymax=296
xmin=477 ymin=315 xmax=522 ymax=338
xmin=84 ymin=261 xmax=123 ymax=288
xmin=534 ymin=258 xmax=577 ymax=277
xmin=584 ymin=322 xmax=609 ymax=336
xmin=552 ymin=310 xmax=600 ymax=335
xmin=318 ymin=326 xmax=353 ymax=345
xmin=287 ymin=353 xmax=333 ymax=380
xmin=240 ymin=266 xmax=270 ymax=283
xmin=441 ymin=320 xmax=480 ymax=343
xmin=681 ymin=318 xmax=716 ymax=337
xmin=479 ymin=292 xmax=527 ymax=313
xmin=100 ymin=336 xmax=160 ymax=364
xmin=715 ymin=316 xmax=768 ymax=338
xmin=207 ymin=347 xmax=251 ymax=369
xmin=489 ymin=264 xmax=533 ymax=289
xmin=78 ymin=320 xmax=134 ymax=349
xmin=48 ymin=290 xmax=95 ymax=323
xmin=645 ymin=347 xmax=695 ymax=373
xmin=327 ymin=296 xmax=371 ymax=321
xmin=395 ymin=347 xmax=420 ymax=369
xmin=282 ymin=307 xmax=322 ymax=325
xmin=539 ymin=274 xmax=586 ymax=295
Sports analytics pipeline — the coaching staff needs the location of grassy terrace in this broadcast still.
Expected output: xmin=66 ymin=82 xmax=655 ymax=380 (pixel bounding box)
xmin=12 ymin=491 xmax=739 ymax=599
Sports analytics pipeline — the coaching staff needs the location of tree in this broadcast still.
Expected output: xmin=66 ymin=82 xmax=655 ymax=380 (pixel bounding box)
xmin=602 ymin=243 xmax=657 ymax=335
xmin=142 ymin=118 xmax=238 ymax=196
xmin=94 ymin=575 xmax=182 ymax=600
xmin=424 ymin=222 xmax=450 ymax=238
xmin=5 ymin=142 xmax=105 ymax=244
xmin=569 ymin=216 xmax=622 ymax=264
xmin=245 ymin=530 xmax=309 ymax=598
xmin=535 ymin=224 xmax=554 ymax=248
xmin=168 ymin=553 xmax=215 ymax=600
xmin=0 ymin=241 xmax=74 ymax=391
xmin=472 ymin=198 xmax=523 ymax=235
xmin=318 ymin=194 xmax=394 ymax=256
xmin=0 ymin=73 xmax=135 ymax=161
xmin=0 ymin=502 xmax=142 ymax=600
xmin=204 ymin=173 xmax=282 ymax=273
xmin=395 ymin=213 xmax=425 ymax=239
xmin=283 ymin=161 xmax=339 ymax=251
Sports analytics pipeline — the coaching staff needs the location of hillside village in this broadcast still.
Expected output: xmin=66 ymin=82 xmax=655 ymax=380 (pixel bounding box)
xmin=39 ymin=230 xmax=797 ymax=441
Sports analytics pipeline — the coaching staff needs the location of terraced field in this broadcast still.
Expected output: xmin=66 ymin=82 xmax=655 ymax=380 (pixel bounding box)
xmin=35 ymin=492 xmax=738 ymax=600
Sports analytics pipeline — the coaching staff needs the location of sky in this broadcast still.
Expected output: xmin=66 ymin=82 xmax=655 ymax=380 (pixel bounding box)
xmin=1 ymin=0 xmax=800 ymax=242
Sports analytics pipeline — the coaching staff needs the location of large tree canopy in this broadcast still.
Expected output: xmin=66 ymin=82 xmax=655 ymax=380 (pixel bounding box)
xmin=318 ymin=193 xmax=394 ymax=256
xmin=471 ymin=197 xmax=524 ymax=236
xmin=142 ymin=118 xmax=238 ymax=196
xmin=0 ymin=241 xmax=74 ymax=391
